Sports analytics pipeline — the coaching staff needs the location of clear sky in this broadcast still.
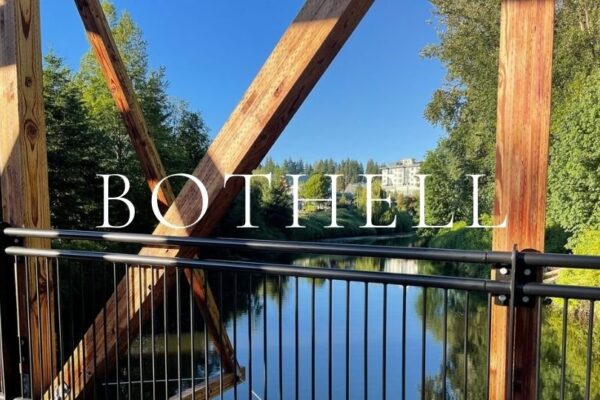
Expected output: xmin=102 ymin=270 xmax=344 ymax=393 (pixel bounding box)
xmin=40 ymin=0 xmax=445 ymax=166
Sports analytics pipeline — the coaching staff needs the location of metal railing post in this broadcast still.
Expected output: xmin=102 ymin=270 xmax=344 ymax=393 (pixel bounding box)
xmin=0 ymin=223 xmax=24 ymax=399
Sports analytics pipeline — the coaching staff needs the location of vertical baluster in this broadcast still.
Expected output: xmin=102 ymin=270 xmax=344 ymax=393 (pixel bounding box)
xmin=279 ymin=275 xmax=283 ymax=400
xmin=220 ymin=272 xmax=225 ymax=400
xmin=151 ymin=265 xmax=157 ymax=400
xmin=113 ymin=263 xmax=120 ymax=400
xmin=345 ymin=281 xmax=350 ymax=400
xmin=329 ymin=279 xmax=333 ymax=400
xmin=24 ymin=257 xmax=34 ymax=399
xmin=264 ymin=274 xmax=268 ymax=400
xmin=35 ymin=258 xmax=44 ymax=399
xmin=103 ymin=264 xmax=109 ymax=399
xmin=79 ymin=261 xmax=88 ymax=400
xmin=295 ymin=277 xmax=299 ymax=400
xmin=485 ymin=293 xmax=491 ymax=400
xmin=190 ymin=271 xmax=196 ymax=400
xmin=421 ymin=287 xmax=427 ymax=400
xmin=164 ymin=266 xmax=169 ymax=397
xmin=401 ymin=286 xmax=406 ymax=400
xmin=203 ymin=272 xmax=209 ymax=400
xmin=535 ymin=297 xmax=543 ymax=400
xmin=56 ymin=259 xmax=65 ymax=400
xmin=382 ymin=284 xmax=387 ymax=400
xmin=442 ymin=289 xmax=448 ymax=399
xmin=584 ymin=300 xmax=594 ymax=400
xmin=248 ymin=274 xmax=253 ymax=400
xmin=233 ymin=274 xmax=238 ymax=400
xmin=462 ymin=291 xmax=469 ymax=399
xmin=311 ymin=278 xmax=315 ymax=400
xmin=125 ymin=264 xmax=131 ymax=399
xmin=364 ymin=283 xmax=368 ymax=400
xmin=176 ymin=269 xmax=182 ymax=399
xmin=139 ymin=266 xmax=144 ymax=398
xmin=560 ymin=299 xmax=569 ymax=400
xmin=44 ymin=258 xmax=55 ymax=398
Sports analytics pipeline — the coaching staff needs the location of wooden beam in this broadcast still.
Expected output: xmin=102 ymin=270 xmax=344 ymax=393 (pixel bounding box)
xmin=74 ymin=0 xmax=174 ymax=211
xmin=169 ymin=368 xmax=245 ymax=400
xmin=46 ymin=0 xmax=373 ymax=398
xmin=489 ymin=1 xmax=555 ymax=399
xmin=0 ymin=0 xmax=55 ymax=396
xmin=74 ymin=0 xmax=240 ymax=379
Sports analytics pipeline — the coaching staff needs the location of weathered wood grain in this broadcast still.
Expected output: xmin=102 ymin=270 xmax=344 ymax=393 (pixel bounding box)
xmin=489 ymin=0 xmax=555 ymax=399
xmin=46 ymin=0 xmax=373 ymax=398
xmin=74 ymin=0 xmax=174 ymax=212
xmin=0 ymin=0 xmax=55 ymax=396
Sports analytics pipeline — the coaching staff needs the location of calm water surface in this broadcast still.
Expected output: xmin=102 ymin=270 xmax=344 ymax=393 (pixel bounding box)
xmin=106 ymin=235 xmax=492 ymax=399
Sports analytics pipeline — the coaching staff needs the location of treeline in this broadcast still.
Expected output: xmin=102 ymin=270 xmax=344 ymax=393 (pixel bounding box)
xmin=216 ymin=157 xmax=415 ymax=241
xmin=44 ymin=2 xmax=209 ymax=233
xmin=258 ymin=157 xmax=382 ymax=188
xmin=420 ymin=0 xmax=600 ymax=257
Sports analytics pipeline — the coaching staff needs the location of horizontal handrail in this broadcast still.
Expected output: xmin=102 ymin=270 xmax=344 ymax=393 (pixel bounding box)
xmin=6 ymin=245 xmax=600 ymax=301
xmin=5 ymin=245 xmax=508 ymax=293
xmin=4 ymin=227 xmax=600 ymax=269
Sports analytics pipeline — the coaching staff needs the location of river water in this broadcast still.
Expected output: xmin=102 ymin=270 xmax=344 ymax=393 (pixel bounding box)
xmin=109 ymin=235 xmax=595 ymax=399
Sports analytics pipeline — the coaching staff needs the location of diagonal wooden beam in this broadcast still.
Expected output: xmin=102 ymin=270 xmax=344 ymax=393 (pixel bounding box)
xmin=0 ymin=0 xmax=55 ymax=396
xmin=73 ymin=0 xmax=240 ymax=374
xmin=169 ymin=367 xmax=245 ymax=400
xmin=46 ymin=0 xmax=374 ymax=398
xmin=74 ymin=0 xmax=174 ymax=211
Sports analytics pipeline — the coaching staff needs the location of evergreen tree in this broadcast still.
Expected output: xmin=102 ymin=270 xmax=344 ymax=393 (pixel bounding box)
xmin=547 ymin=68 xmax=600 ymax=247
xmin=75 ymin=1 xmax=210 ymax=230
xmin=44 ymin=53 xmax=106 ymax=229
xmin=365 ymin=159 xmax=380 ymax=174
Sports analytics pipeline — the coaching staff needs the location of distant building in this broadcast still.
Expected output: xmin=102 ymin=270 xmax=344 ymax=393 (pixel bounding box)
xmin=380 ymin=158 xmax=422 ymax=195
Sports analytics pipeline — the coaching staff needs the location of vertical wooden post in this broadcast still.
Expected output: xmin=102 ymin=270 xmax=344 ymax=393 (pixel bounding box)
xmin=0 ymin=0 xmax=55 ymax=396
xmin=489 ymin=0 xmax=555 ymax=399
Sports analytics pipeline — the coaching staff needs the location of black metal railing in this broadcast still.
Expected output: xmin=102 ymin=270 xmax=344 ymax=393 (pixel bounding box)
xmin=1 ymin=227 xmax=600 ymax=400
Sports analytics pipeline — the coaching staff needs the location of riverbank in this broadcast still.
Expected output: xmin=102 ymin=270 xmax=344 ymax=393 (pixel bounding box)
xmin=320 ymin=232 xmax=416 ymax=243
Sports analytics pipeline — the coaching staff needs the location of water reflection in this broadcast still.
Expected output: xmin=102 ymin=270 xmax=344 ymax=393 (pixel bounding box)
xmin=103 ymin=236 xmax=598 ymax=399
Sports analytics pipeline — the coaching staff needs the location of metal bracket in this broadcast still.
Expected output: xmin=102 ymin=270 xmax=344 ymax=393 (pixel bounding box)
xmin=492 ymin=247 xmax=539 ymax=308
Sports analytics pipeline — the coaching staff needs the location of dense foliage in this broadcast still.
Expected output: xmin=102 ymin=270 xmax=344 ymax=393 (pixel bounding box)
xmin=45 ymin=2 xmax=209 ymax=232
xmin=216 ymin=158 xmax=414 ymax=240
xmin=420 ymin=1 xmax=600 ymax=396
xmin=422 ymin=0 xmax=600 ymax=256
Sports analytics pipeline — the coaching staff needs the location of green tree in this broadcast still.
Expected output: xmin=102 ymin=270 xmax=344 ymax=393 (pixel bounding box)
xmin=365 ymin=159 xmax=380 ymax=174
xmin=301 ymin=174 xmax=331 ymax=212
xmin=169 ymin=101 xmax=210 ymax=176
xmin=262 ymin=175 xmax=293 ymax=231
xmin=420 ymin=0 xmax=500 ymax=224
xmin=336 ymin=158 xmax=364 ymax=188
xmin=75 ymin=1 xmax=210 ymax=230
xmin=547 ymin=68 xmax=600 ymax=247
xmin=44 ymin=54 xmax=106 ymax=229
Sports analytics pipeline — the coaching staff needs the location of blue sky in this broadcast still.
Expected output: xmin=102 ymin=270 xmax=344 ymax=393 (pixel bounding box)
xmin=41 ymin=0 xmax=445 ymax=165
